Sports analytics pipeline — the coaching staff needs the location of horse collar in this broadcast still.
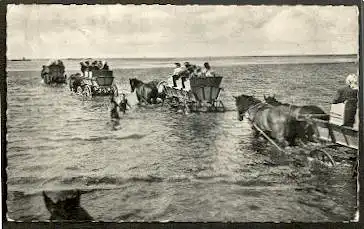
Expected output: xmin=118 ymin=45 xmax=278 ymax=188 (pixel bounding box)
xmin=246 ymin=102 xmax=265 ymax=122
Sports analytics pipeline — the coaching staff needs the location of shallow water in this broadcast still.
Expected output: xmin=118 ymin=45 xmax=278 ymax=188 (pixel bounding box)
xmin=6 ymin=58 xmax=358 ymax=221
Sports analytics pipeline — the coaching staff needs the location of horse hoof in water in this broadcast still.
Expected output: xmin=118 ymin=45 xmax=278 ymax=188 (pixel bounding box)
xmin=43 ymin=190 xmax=93 ymax=221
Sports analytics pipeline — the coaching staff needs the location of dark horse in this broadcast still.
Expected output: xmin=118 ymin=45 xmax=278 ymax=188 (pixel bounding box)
xmin=129 ymin=78 xmax=162 ymax=104
xmin=69 ymin=73 xmax=84 ymax=92
xmin=43 ymin=190 xmax=93 ymax=221
xmin=234 ymin=94 xmax=305 ymax=148
xmin=263 ymin=95 xmax=329 ymax=142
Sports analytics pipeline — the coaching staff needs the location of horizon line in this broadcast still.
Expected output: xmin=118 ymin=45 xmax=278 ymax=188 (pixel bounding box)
xmin=8 ymin=53 xmax=358 ymax=60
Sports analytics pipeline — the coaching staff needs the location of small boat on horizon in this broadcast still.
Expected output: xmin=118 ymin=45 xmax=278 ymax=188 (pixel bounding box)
xmin=10 ymin=57 xmax=31 ymax=61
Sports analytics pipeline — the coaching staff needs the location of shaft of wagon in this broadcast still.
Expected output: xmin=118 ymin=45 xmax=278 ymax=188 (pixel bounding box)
xmin=252 ymin=123 xmax=286 ymax=153
xmin=299 ymin=114 xmax=330 ymax=118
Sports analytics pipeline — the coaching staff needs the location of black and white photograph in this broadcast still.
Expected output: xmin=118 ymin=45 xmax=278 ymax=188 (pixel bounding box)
xmin=5 ymin=4 xmax=360 ymax=222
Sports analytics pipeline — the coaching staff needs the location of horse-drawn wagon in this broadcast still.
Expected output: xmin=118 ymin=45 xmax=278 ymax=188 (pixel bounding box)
xmin=69 ymin=61 xmax=118 ymax=97
xmin=162 ymin=76 xmax=225 ymax=112
xmin=236 ymin=94 xmax=359 ymax=168
xmin=41 ymin=60 xmax=67 ymax=84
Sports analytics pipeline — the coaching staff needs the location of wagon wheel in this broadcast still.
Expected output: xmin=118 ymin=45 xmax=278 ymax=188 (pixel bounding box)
xmin=309 ymin=148 xmax=336 ymax=167
xmin=76 ymin=86 xmax=83 ymax=95
xmin=82 ymin=85 xmax=92 ymax=98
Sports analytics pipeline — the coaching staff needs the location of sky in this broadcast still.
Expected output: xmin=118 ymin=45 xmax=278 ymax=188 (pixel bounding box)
xmin=7 ymin=4 xmax=359 ymax=59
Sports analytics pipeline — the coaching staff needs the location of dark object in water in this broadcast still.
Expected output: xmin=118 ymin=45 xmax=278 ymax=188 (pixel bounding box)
xmin=42 ymin=190 xmax=93 ymax=221
xmin=234 ymin=94 xmax=305 ymax=147
xmin=110 ymin=93 xmax=130 ymax=119
xmin=263 ymin=95 xmax=329 ymax=142
xmin=69 ymin=73 xmax=83 ymax=92
xmin=41 ymin=60 xmax=67 ymax=84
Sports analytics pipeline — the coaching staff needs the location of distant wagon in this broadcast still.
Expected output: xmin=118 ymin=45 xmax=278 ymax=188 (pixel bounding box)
xmin=41 ymin=60 xmax=67 ymax=84
xmin=69 ymin=60 xmax=118 ymax=97
xmin=163 ymin=75 xmax=225 ymax=112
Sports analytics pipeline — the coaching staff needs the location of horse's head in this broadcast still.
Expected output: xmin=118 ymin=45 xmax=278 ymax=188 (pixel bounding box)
xmin=129 ymin=78 xmax=135 ymax=92
xmin=234 ymin=94 xmax=261 ymax=121
xmin=264 ymin=94 xmax=281 ymax=106
xmin=129 ymin=78 xmax=142 ymax=93
xmin=43 ymin=190 xmax=82 ymax=220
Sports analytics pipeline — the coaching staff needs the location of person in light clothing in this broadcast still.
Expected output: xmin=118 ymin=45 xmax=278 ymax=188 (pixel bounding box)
xmin=332 ymin=73 xmax=358 ymax=127
xmin=202 ymin=62 xmax=215 ymax=77
xmin=172 ymin=63 xmax=186 ymax=87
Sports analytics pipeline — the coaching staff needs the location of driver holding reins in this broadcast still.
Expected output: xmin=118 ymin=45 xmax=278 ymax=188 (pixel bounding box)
xmin=332 ymin=73 xmax=358 ymax=127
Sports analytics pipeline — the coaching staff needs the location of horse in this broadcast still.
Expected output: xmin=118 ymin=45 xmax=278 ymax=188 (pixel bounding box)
xmin=129 ymin=78 xmax=160 ymax=104
xmin=263 ymin=95 xmax=329 ymax=142
xmin=69 ymin=73 xmax=84 ymax=92
xmin=234 ymin=94 xmax=305 ymax=148
xmin=43 ymin=190 xmax=93 ymax=221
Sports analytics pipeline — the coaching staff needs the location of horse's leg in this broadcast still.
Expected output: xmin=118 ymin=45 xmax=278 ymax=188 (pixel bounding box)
xmin=307 ymin=123 xmax=321 ymax=143
xmin=146 ymin=88 xmax=154 ymax=104
xmin=136 ymin=93 xmax=141 ymax=104
xmin=251 ymin=125 xmax=261 ymax=138
xmin=270 ymin=123 xmax=290 ymax=148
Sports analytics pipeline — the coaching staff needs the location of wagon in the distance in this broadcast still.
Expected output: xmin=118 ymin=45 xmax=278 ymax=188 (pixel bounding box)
xmin=41 ymin=60 xmax=67 ymax=84
xmin=69 ymin=60 xmax=118 ymax=97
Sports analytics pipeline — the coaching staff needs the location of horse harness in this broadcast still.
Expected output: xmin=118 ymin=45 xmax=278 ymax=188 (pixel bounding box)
xmin=246 ymin=102 xmax=267 ymax=123
xmin=246 ymin=102 xmax=278 ymax=133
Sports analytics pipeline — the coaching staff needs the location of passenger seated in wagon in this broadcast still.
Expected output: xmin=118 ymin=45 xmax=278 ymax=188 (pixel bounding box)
xmin=181 ymin=62 xmax=195 ymax=89
xmin=80 ymin=59 xmax=110 ymax=78
xmin=103 ymin=62 xmax=109 ymax=70
xmin=332 ymin=73 xmax=358 ymax=128
xmin=193 ymin=66 xmax=203 ymax=77
xmin=202 ymin=62 xmax=216 ymax=77
xmin=172 ymin=62 xmax=187 ymax=88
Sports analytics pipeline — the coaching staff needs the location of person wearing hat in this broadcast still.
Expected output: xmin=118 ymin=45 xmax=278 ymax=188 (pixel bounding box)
xmin=202 ymin=62 xmax=215 ymax=77
xmin=172 ymin=63 xmax=185 ymax=87
xmin=193 ymin=66 xmax=203 ymax=78
xmin=103 ymin=62 xmax=109 ymax=70
xmin=80 ymin=62 xmax=87 ymax=76
xmin=179 ymin=62 xmax=195 ymax=88
xmin=332 ymin=73 xmax=358 ymax=127
xmin=119 ymin=93 xmax=131 ymax=114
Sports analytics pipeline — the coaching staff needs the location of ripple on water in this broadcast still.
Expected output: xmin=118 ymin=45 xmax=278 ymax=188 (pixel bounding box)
xmin=6 ymin=62 xmax=358 ymax=222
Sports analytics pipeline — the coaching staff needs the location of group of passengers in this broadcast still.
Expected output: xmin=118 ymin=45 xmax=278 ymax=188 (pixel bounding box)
xmin=44 ymin=59 xmax=65 ymax=70
xmin=42 ymin=60 xmax=66 ymax=76
xmin=80 ymin=60 xmax=109 ymax=75
xmin=171 ymin=62 xmax=216 ymax=88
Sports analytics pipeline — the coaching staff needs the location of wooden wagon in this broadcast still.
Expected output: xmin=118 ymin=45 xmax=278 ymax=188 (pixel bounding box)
xmin=72 ymin=69 xmax=118 ymax=97
xmin=41 ymin=60 xmax=67 ymax=84
xmin=163 ymin=76 xmax=225 ymax=112
xmin=311 ymin=103 xmax=359 ymax=150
